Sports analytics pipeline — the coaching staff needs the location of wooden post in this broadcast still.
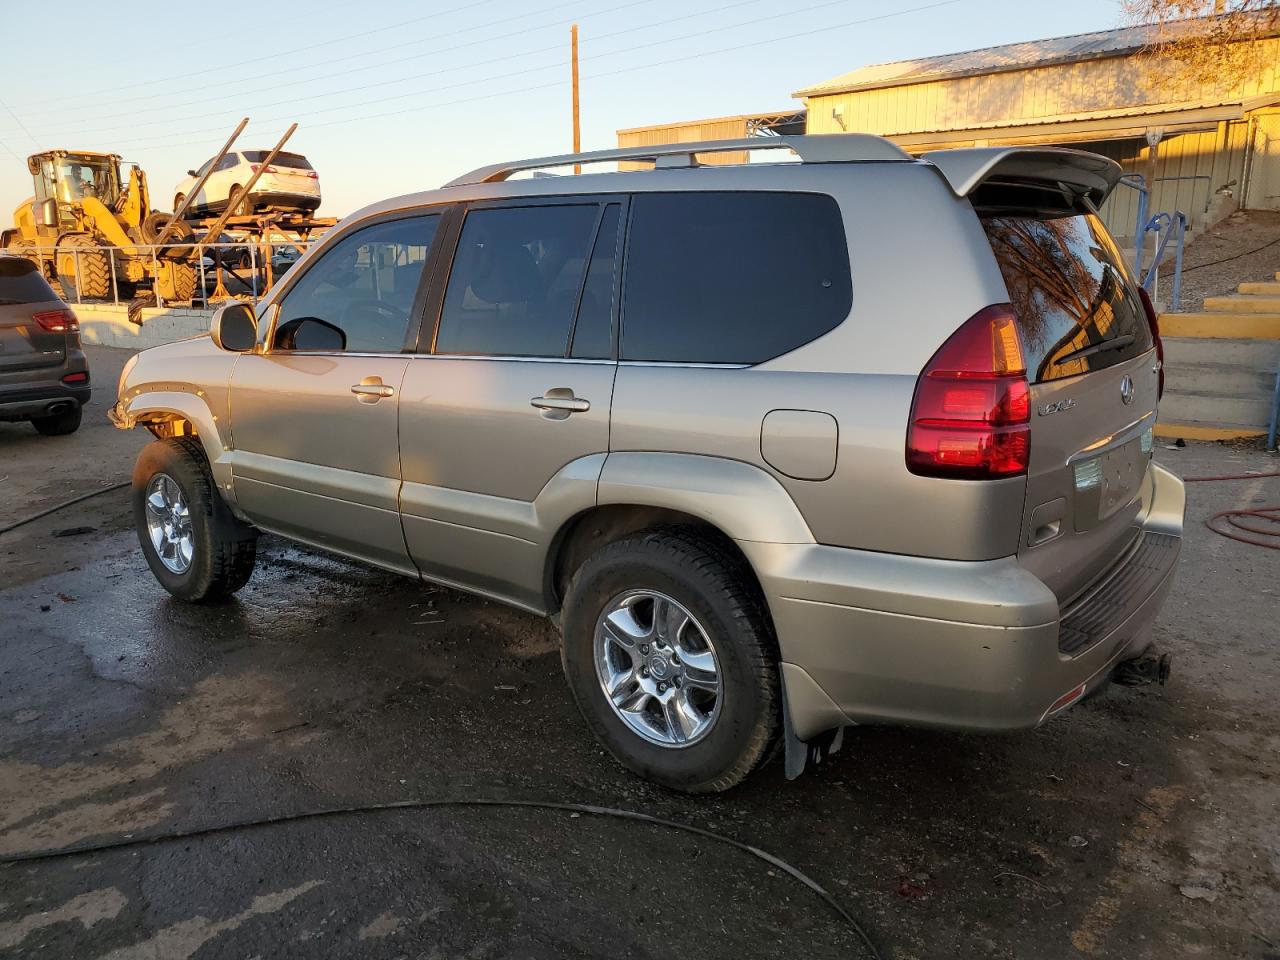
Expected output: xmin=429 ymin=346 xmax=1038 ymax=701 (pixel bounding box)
xmin=571 ymin=24 xmax=581 ymax=174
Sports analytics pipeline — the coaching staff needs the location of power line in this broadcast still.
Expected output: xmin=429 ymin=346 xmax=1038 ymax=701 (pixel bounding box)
xmin=10 ymin=0 xmax=509 ymax=110
xmin=24 ymin=0 xmax=760 ymax=139
xmin=94 ymin=0 xmax=965 ymax=151
xmin=15 ymin=0 xmax=604 ymax=122
xmin=0 ymin=96 xmax=39 ymax=148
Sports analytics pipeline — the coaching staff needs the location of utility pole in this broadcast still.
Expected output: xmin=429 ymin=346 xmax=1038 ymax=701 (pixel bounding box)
xmin=571 ymin=24 xmax=581 ymax=174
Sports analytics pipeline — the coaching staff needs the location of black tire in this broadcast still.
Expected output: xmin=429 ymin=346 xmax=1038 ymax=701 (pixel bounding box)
xmin=132 ymin=438 xmax=258 ymax=602
xmin=173 ymin=193 xmax=185 ymax=213
xmin=31 ymin=404 xmax=82 ymax=436
xmin=140 ymin=211 xmax=194 ymax=257
xmin=226 ymin=184 xmax=244 ymax=215
xmin=560 ymin=529 xmax=780 ymax=793
xmin=56 ymin=234 xmax=111 ymax=300
xmin=160 ymin=260 xmax=196 ymax=303
xmin=6 ymin=238 xmax=40 ymax=267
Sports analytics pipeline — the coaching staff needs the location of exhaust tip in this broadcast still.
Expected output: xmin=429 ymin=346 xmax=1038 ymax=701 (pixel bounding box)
xmin=1113 ymin=651 xmax=1172 ymax=687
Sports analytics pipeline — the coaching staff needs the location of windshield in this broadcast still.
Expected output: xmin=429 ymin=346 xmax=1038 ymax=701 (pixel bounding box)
xmin=54 ymin=157 xmax=120 ymax=205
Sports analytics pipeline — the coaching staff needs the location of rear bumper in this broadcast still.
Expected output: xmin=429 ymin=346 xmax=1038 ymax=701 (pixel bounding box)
xmin=743 ymin=462 xmax=1186 ymax=740
xmin=0 ymin=380 xmax=91 ymax=421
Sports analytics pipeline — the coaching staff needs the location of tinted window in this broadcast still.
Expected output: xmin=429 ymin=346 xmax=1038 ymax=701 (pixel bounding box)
xmin=273 ymin=214 xmax=439 ymax=353
xmin=436 ymin=204 xmax=599 ymax=357
xmin=982 ymin=213 xmax=1152 ymax=383
xmin=0 ymin=257 xmax=58 ymax=304
xmin=621 ymin=192 xmax=851 ymax=364
xmin=570 ymin=203 xmax=621 ymax=359
xmin=242 ymin=151 xmax=313 ymax=170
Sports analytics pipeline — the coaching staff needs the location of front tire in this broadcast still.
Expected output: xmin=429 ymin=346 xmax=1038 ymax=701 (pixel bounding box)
xmin=561 ymin=530 xmax=780 ymax=793
xmin=132 ymin=438 xmax=258 ymax=602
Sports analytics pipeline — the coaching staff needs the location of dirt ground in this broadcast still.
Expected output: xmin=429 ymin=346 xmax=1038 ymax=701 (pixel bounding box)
xmin=1156 ymin=209 xmax=1280 ymax=312
xmin=1 ymin=346 xmax=1278 ymax=959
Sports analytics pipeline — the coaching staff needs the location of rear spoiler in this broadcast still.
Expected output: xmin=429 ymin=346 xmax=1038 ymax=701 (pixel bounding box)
xmin=921 ymin=147 xmax=1124 ymax=207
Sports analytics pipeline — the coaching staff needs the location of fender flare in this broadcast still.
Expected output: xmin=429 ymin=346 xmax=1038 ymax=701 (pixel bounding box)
xmin=596 ymin=452 xmax=815 ymax=544
xmin=116 ymin=390 xmax=240 ymax=513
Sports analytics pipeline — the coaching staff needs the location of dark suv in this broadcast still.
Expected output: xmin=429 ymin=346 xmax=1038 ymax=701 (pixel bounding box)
xmin=0 ymin=256 xmax=89 ymax=435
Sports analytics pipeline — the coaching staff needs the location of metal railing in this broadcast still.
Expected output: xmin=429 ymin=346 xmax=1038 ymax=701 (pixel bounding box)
xmin=1117 ymin=174 xmax=1187 ymax=311
xmin=1140 ymin=211 xmax=1187 ymax=312
xmin=1 ymin=239 xmax=312 ymax=310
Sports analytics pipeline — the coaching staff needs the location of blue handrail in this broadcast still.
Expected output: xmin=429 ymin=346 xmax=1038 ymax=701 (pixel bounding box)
xmin=1119 ymin=173 xmax=1150 ymax=277
xmin=1140 ymin=211 xmax=1187 ymax=312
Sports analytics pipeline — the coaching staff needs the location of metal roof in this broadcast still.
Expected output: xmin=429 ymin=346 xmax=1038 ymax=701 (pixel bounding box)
xmin=794 ymin=15 xmax=1280 ymax=98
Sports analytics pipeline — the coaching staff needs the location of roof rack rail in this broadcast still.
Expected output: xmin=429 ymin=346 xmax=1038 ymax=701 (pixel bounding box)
xmin=445 ymin=134 xmax=910 ymax=187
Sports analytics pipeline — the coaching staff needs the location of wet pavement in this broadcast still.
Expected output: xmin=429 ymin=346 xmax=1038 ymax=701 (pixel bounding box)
xmin=1 ymin=349 xmax=1278 ymax=958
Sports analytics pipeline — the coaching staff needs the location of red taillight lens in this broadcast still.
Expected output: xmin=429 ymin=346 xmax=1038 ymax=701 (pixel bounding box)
xmin=33 ymin=309 xmax=79 ymax=333
xmin=250 ymin=164 xmax=279 ymax=174
xmin=62 ymin=371 xmax=89 ymax=384
xmin=1137 ymin=287 xmax=1164 ymax=398
xmin=906 ymin=304 xmax=1031 ymax=480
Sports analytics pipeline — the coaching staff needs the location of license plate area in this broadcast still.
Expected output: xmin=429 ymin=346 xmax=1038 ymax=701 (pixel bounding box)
xmin=1071 ymin=435 xmax=1151 ymax=530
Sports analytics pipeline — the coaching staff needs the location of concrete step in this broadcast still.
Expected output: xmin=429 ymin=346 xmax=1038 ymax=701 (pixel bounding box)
xmin=1238 ymin=281 xmax=1280 ymax=295
xmin=1201 ymin=295 xmax=1280 ymax=313
xmin=1159 ymin=334 xmax=1280 ymax=435
xmin=1160 ymin=313 xmax=1280 ymax=338
xmin=1154 ymin=421 xmax=1265 ymax=441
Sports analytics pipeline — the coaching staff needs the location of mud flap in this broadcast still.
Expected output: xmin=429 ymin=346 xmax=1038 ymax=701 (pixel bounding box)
xmin=781 ymin=681 xmax=845 ymax=780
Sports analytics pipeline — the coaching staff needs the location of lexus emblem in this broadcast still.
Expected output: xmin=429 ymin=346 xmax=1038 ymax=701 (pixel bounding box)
xmin=1120 ymin=375 xmax=1135 ymax=405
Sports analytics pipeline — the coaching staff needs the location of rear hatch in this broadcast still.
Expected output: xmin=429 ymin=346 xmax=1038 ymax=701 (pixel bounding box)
xmin=973 ymin=183 xmax=1158 ymax=605
xmin=0 ymin=258 xmax=69 ymax=377
xmin=243 ymin=150 xmax=318 ymax=190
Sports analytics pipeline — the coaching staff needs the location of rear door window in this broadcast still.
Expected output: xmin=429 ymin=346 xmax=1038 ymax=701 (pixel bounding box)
xmin=620 ymin=192 xmax=851 ymax=364
xmin=434 ymin=203 xmax=601 ymax=357
xmin=982 ymin=213 xmax=1152 ymax=383
xmin=0 ymin=257 xmax=58 ymax=304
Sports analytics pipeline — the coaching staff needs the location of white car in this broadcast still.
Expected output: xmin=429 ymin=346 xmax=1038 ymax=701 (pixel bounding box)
xmin=172 ymin=150 xmax=321 ymax=216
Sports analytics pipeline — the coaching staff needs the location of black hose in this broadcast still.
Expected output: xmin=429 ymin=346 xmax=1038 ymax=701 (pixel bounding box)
xmin=1183 ymin=471 xmax=1280 ymax=550
xmin=0 ymin=797 xmax=883 ymax=960
xmin=0 ymin=480 xmax=130 ymax=536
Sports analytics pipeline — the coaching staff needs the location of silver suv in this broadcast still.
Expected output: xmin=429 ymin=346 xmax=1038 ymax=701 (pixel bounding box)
xmin=112 ymin=136 xmax=1185 ymax=793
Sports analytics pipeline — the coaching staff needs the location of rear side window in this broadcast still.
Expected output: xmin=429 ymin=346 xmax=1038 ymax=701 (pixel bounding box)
xmin=621 ymin=192 xmax=851 ymax=364
xmin=982 ymin=213 xmax=1152 ymax=383
xmin=0 ymin=257 xmax=58 ymax=304
xmin=435 ymin=203 xmax=600 ymax=357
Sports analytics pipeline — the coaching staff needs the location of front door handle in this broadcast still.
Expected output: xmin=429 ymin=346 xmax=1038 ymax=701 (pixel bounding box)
xmin=531 ymin=389 xmax=590 ymax=419
xmin=351 ymin=376 xmax=395 ymax=403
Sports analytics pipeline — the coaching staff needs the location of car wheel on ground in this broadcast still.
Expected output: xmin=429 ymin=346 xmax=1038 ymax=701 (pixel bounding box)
xmin=560 ymin=530 xmax=780 ymax=793
xmin=30 ymin=404 xmax=82 ymax=436
xmin=131 ymin=438 xmax=258 ymax=602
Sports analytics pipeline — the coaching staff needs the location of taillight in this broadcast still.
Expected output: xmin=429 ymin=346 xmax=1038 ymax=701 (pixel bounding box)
xmin=906 ymin=304 xmax=1031 ymax=480
xmin=250 ymin=164 xmax=280 ymax=174
xmin=1137 ymin=287 xmax=1164 ymax=398
xmin=33 ymin=309 xmax=79 ymax=333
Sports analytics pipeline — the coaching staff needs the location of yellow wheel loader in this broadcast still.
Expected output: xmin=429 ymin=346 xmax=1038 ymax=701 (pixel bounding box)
xmin=1 ymin=150 xmax=196 ymax=302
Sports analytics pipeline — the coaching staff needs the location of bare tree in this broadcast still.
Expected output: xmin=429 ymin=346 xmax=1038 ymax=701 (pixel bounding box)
xmin=1123 ymin=0 xmax=1280 ymax=88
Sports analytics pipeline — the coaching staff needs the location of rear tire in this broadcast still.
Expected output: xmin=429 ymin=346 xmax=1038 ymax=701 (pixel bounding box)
xmin=31 ymin=405 xmax=82 ymax=436
xmin=132 ymin=438 xmax=258 ymax=602
xmin=560 ymin=529 xmax=780 ymax=793
xmin=173 ymin=193 xmax=186 ymax=213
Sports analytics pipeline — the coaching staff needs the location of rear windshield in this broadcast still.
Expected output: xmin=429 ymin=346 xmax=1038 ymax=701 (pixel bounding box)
xmin=982 ymin=212 xmax=1151 ymax=383
xmin=242 ymin=151 xmax=313 ymax=170
xmin=0 ymin=257 xmax=58 ymax=305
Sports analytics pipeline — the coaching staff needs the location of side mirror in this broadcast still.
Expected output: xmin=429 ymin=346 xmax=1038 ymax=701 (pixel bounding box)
xmin=275 ymin=316 xmax=346 ymax=352
xmin=38 ymin=198 xmax=58 ymax=227
xmin=187 ymin=169 xmax=198 ymax=177
xmin=210 ymin=303 xmax=257 ymax=352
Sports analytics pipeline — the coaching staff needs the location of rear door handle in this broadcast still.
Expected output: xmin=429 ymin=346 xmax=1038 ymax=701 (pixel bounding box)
xmin=351 ymin=377 xmax=395 ymax=403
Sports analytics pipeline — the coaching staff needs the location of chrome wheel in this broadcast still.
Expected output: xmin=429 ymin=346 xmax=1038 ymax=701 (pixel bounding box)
xmin=144 ymin=473 xmax=194 ymax=574
xmin=594 ymin=590 xmax=723 ymax=748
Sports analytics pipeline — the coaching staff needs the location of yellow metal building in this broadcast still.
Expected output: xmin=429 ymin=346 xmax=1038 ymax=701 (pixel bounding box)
xmin=618 ymin=20 xmax=1280 ymax=240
